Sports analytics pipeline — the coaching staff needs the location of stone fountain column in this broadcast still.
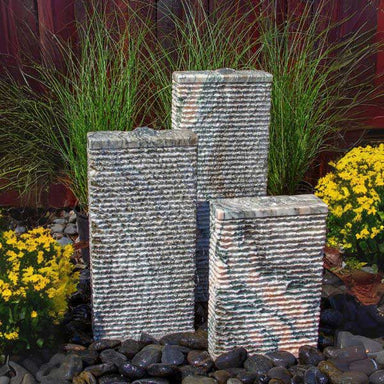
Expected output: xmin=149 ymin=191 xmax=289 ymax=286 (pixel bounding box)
xmin=208 ymin=195 xmax=328 ymax=358
xmin=87 ymin=127 xmax=197 ymax=340
xmin=172 ymin=69 xmax=273 ymax=301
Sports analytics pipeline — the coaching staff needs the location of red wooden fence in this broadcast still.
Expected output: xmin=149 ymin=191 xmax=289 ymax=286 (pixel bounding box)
xmin=0 ymin=0 xmax=383 ymax=207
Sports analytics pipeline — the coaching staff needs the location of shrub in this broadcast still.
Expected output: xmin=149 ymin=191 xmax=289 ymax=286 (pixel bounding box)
xmin=0 ymin=227 xmax=79 ymax=353
xmin=316 ymin=144 xmax=384 ymax=266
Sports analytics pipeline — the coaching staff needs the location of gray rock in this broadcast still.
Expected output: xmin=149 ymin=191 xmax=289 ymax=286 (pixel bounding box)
xmin=349 ymin=358 xmax=378 ymax=376
xmin=0 ymin=378 xmax=10 ymax=384
xmin=298 ymin=346 xmax=325 ymax=366
xmin=118 ymin=362 xmax=146 ymax=380
xmin=266 ymin=351 xmax=296 ymax=368
xmin=9 ymin=362 xmax=33 ymax=384
xmin=72 ymin=371 xmax=97 ymax=384
xmin=84 ymin=363 xmax=116 ymax=377
xmin=147 ymin=363 xmax=179 ymax=378
xmin=226 ymin=379 xmax=242 ymax=384
xmin=214 ymin=348 xmax=247 ymax=369
xmin=47 ymin=354 xmax=83 ymax=381
xmin=162 ymin=345 xmax=185 ymax=366
xmin=339 ymin=371 xmax=368 ymax=384
xmin=64 ymin=223 xmax=78 ymax=235
xmin=57 ymin=237 xmax=73 ymax=246
xmin=99 ymin=349 xmax=127 ymax=366
xmin=375 ymin=351 xmax=384 ymax=367
xmin=244 ymin=354 xmax=274 ymax=375
xmin=15 ymin=226 xmax=26 ymax=235
xmin=132 ymin=346 xmax=162 ymax=368
xmin=209 ymin=370 xmax=231 ymax=384
xmin=179 ymin=366 xmax=207 ymax=379
xmin=98 ymin=374 xmax=127 ymax=384
xmin=323 ymin=345 xmax=367 ymax=363
xmin=51 ymin=224 xmax=65 ymax=233
xmin=69 ymin=211 xmax=77 ymax=223
xmin=181 ymin=377 xmax=216 ymax=384
xmin=53 ymin=218 xmax=67 ymax=225
xmin=73 ymin=350 xmax=99 ymax=366
xmin=370 ymin=370 xmax=384 ymax=384
xmin=337 ymin=332 xmax=383 ymax=354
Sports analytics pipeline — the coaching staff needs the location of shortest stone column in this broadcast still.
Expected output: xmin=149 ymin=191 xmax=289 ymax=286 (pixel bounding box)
xmin=88 ymin=127 xmax=197 ymax=340
xmin=208 ymin=195 xmax=328 ymax=358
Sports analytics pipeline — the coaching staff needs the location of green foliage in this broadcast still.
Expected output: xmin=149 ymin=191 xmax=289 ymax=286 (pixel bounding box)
xmin=316 ymin=144 xmax=384 ymax=267
xmin=0 ymin=228 xmax=78 ymax=354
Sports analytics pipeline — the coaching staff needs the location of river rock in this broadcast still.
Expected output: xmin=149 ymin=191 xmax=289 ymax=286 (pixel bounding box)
xmin=84 ymin=363 xmax=116 ymax=377
xmin=244 ymin=354 xmax=274 ymax=376
xmin=370 ymin=370 xmax=384 ymax=384
xmin=181 ymin=377 xmax=216 ymax=384
xmin=187 ymin=351 xmax=213 ymax=372
xmin=179 ymin=332 xmax=208 ymax=350
xmin=99 ymin=350 xmax=127 ymax=367
xmin=227 ymin=379 xmax=242 ymax=384
xmin=267 ymin=367 xmax=292 ymax=384
xmin=132 ymin=346 xmax=162 ymax=368
xmin=45 ymin=354 xmax=83 ymax=381
xmin=266 ymin=351 xmax=296 ymax=368
xmin=209 ymin=370 xmax=231 ymax=384
xmin=349 ymin=358 xmax=378 ymax=375
xmin=118 ymin=362 xmax=145 ymax=380
xmin=73 ymin=350 xmax=99 ymax=366
xmin=161 ymin=345 xmax=185 ymax=366
xmin=147 ymin=363 xmax=179 ymax=378
xmin=132 ymin=380 xmax=169 ymax=384
xmin=89 ymin=340 xmax=121 ymax=352
xmin=299 ymin=346 xmax=325 ymax=366
xmin=338 ymin=371 xmax=368 ymax=384
xmin=323 ymin=345 xmax=367 ymax=363
xmin=98 ymin=374 xmax=128 ymax=384
xmin=119 ymin=339 xmax=142 ymax=358
xmin=214 ymin=348 xmax=247 ymax=370
xmin=140 ymin=333 xmax=158 ymax=346
xmin=337 ymin=332 xmax=383 ymax=354
xmin=179 ymin=366 xmax=207 ymax=379
xmin=0 ymin=378 xmax=10 ymax=384
xmin=303 ymin=366 xmax=328 ymax=384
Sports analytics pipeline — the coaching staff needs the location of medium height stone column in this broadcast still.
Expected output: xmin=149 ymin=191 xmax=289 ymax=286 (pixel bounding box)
xmin=209 ymin=195 xmax=328 ymax=358
xmin=172 ymin=69 xmax=273 ymax=301
xmin=88 ymin=127 xmax=197 ymax=340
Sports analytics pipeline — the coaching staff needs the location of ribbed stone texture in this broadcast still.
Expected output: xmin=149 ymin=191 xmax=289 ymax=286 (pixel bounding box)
xmin=208 ymin=195 xmax=328 ymax=358
xmin=88 ymin=127 xmax=197 ymax=340
xmin=172 ymin=69 xmax=273 ymax=301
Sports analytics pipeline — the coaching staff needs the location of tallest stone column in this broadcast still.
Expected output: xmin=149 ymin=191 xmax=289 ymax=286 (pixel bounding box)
xmin=172 ymin=69 xmax=273 ymax=301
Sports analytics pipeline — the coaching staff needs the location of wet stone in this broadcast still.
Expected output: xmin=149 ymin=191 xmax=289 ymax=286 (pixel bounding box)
xmin=147 ymin=363 xmax=179 ymax=377
xmin=187 ymin=351 xmax=213 ymax=372
xmin=268 ymin=380 xmax=285 ymax=384
xmin=266 ymin=351 xmax=296 ymax=368
xmin=349 ymin=358 xmax=378 ymax=375
xmin=161 ymin=345 xmax=185 ymax=366
xmin=338 ymin=371 xmax=369 ymax=384
xmin=160 ymin=333 xmax=186 ymax=346
xmin=73 ymin=350 xmax=99 ymax=367
xmin=45 ymin=354 xmax=83 ymax=381
xmin=98 ymin=374 xmax=128 ymax=384
xmin=89 ymin=340 xmax=121 ymax=352
xmin=99 ymin=350 xmax=128 ymax=367
xmin=323 ymin=345 xmax=367 ymax=363
xmin=327 ymin=359 xmax=349 ymax=372
xmin=214 ymin=348 xmax=247 ymax=370
xmin=370 ymin=370 xmax=384 ymax=384
xmin=289 ymin=365 xmax=312 ymax=378
xmin=303 ymin=366 xmax=329 ymax=384
xmin=318 ymin=361 xmax=342 ymax=383
xmin=131 ymin=379 xmax=170 ymax=384
xmin=244 ymin=354 xmax=274 ymax=376
xmin=337 ymin=331 xmax=383 ymax=354
xmin=84 ymin=363 xmax=116 ymax=377
xmin=298 ymin=346 xmax=325 ymax=366
xmin=267 ymin=367 xmax=292 ymax=384
xmin=179 ymin=331 xmax=208 ymax=350
xmin=209 ymin=370 xmax=232 ymax=384
xmin=226 ymin=379 xmax=242 ymax=384
xmin=140 ymin=333 xmax=159 ymax=346
xmin=131 ymin=346 xmax=162 ymax=368
xmin=118 ymin=362 xmax=145 ymax=380
xmin=179 ymin=366 xmax=208 ymax=379
xmin=118 ymin=339 xmax=142 ymax=359
xmin=181 ymin=377 xmax=216 ymax=384
xmin=235 ymin=370 xmax=258 ymax=384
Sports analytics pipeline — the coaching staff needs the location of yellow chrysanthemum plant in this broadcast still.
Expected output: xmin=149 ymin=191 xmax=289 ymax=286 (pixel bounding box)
xmin=316 ymin=144 xmax=384 ymax=267
xmin=0 ymin=227 xmax=79 ymax=353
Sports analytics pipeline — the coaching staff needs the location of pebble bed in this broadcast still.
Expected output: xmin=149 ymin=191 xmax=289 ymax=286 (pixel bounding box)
xmin=3 ymin=209 xmax=384 ymax=384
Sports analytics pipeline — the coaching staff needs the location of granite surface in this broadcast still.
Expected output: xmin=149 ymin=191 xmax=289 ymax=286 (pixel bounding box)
xmin=208 ymin=195 xmax=328 ymax=358
xmin=172 ymin=68 xmax=272 ymax=301
xmin=88 ymin=128 xmax=197 ymax=340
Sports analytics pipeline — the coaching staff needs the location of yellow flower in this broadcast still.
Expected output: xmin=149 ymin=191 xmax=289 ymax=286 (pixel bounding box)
xmin=31 ymin=311 xmax=38 ymax=318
